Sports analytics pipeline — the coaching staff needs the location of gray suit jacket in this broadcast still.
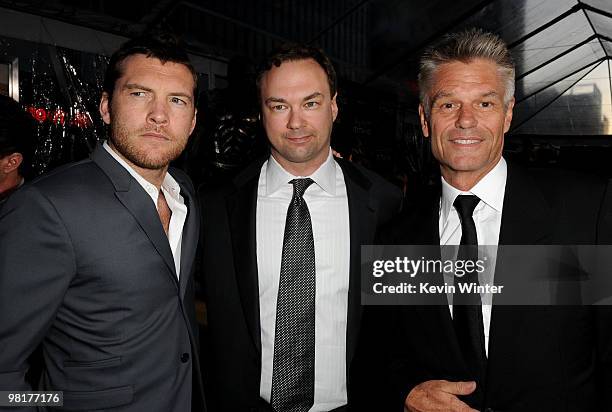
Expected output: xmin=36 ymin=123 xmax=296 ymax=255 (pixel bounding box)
xmin=0 ymin=145 xmax=205 ymax=411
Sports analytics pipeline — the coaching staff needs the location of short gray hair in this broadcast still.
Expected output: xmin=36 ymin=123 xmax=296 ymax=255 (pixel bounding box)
xmin=418 ymin=28 xmax=515 ymax=118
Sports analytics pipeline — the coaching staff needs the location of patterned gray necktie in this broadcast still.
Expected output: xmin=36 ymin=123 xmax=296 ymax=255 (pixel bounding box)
xmin=271 ymin=178 xmax=316 ymax=412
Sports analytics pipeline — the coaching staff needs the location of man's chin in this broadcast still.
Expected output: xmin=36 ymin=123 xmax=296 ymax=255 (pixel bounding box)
xmin=123 ymin=151 xmax=177 ymax=170
xmin=134 ymin=156 xmax=176 ymax=170
xmin=137 ymin=162 xmax=168 ymax=171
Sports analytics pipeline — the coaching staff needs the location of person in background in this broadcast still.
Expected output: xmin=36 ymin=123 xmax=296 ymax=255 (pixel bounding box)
xmin=0 ymin=94 xmax=35 ymax=204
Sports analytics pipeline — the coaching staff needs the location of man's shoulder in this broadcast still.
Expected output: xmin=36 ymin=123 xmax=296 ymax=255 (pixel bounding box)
xmin=378 ymin=183 xmax=439 ymax=242
xmin=27 ymin=158 xmax=106 ymax=194
xmin=515 ymin=162 xmax=605 ymax=185
xmin=508 ymin=161 xmax=608 ymax=203
xmin=198 ymin=157 xmax=265 ymax=199
xmin=335 ymin=159 xmax=404 ymax=230
xmin=335 ymin=157 xmax=402 ymax=198
xmin=506 ymin=162 xmax=611 ymax=243
xmin=1 ymin=158 xmax=110 ymax=219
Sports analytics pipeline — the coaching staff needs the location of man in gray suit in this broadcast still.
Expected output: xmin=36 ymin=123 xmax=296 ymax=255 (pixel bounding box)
xmin=0 ymin=32 xmax=205 ymax=411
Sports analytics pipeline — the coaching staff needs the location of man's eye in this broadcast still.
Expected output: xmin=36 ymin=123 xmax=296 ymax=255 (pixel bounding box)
xmin=480 ymin=101 xmax=493 ymax=108
xmin=130 ymin=91 xmax=146 ymax=97
xmin=440 ymin=102 xmax=455 ymax=110
xmin=271 ymin=104 xmax=287 ymax=111
xmin=170 ymin=97 xmax=187 ymax=106
xmin=304 ymin=101 xmax=320 ymax=109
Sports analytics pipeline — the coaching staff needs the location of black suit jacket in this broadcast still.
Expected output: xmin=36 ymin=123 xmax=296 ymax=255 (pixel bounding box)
xmin=353 ymin=162 xmax=612 ymax=412
xmin=199 ymin=157 xmax=403 ymax=412
xmin=0 ymin=145 xmax=206 ymax=411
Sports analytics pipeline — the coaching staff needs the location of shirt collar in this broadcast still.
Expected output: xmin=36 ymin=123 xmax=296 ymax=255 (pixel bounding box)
xmin=0 ymin=177 xmax=25 ymax=204
xmin=440 ymin=157 xmax=507 ymax=224
xmin=103 ymin=141 xmax=182 ymax=202
xmin=265 ymin=149 xmax=337 ymax=196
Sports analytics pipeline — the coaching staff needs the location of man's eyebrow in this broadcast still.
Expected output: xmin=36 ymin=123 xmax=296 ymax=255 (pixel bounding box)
xmin=482 ymin=91 xmax=500 ymax=99
xmin=303 ymin=92 xmax=323 ymax=101
xmin=124 ymin=83 xmax=153 ymax=92
xmin=431 ymin=90 xmax=501 ymax=103
xmin=264 ymin=93 xmax=324 ymax=105
xmin=431 ymin=91 xmax=453 ymax=104
xmin=264 ymin=97 xmax=288 ymax=104
xmin=123 ymin=83 xmax=193 ymax=102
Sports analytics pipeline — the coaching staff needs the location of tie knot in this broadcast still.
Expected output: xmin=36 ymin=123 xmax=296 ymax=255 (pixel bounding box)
xmin=453 ymin=194 xmax=481 ymax=220
xmin=290 ymin=178 xmax=314 ymax=198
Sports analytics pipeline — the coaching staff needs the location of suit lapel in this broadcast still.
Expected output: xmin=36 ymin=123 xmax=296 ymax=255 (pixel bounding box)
xmin=498 ymin=163 xmax=551 ymax=245
xmin=115 ymin=191 xmax=178 ymax=283
xmin=227 ymin=162 xmax=263 ymax=354
xmin=174 ymin=173 xmax=199 ymax=298
xmin=91 ymin=145 xmax=178 ymax=288
xmin=337 ymin=159 xmax=377 ymax=370
xmin=409 ymin=188 xmax=472 ymax=375
xmin=487 ymin=162 xmax=552 ymax=396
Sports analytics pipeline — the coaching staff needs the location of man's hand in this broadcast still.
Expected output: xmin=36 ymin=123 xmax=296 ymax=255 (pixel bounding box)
xmin=404 ymin=380 xmax=479 ymax=412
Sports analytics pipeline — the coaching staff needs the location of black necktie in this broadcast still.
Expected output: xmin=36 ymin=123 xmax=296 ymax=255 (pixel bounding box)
xmin=271 ymin=178 xmax=316 ymax=412
xmin=453 ymin=195 xmax=486 ymax=406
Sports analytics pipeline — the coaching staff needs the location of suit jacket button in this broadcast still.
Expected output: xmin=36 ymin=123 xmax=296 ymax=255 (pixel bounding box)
xmin=484 ymin=408 xmax=494 ymax=412
xmin=180 ymin=353 xmax=190 ymax=363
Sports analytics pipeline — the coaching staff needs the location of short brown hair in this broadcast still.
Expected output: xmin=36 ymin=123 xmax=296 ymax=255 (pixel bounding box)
xmin=256 ymin=43 xmax=337 ymax=99
xmin=103 ymin=31 xmax=198 ymax=102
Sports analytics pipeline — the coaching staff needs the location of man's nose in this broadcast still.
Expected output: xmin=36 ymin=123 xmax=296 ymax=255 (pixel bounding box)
xmin=455 ymin=106 xmax=477 ymax=129
xmin=147 ymin=98 xmax=169 ymax=126
xmin=286 ymin=108 xmax=305 ymax=130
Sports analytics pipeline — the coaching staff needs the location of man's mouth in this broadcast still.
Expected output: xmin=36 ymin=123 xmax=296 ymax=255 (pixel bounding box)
xmin=285 ymin=134 xmax=312 ymax=142
xmin=141 ymin=131 xmax=169 ymax=140
xmin=452 ymin=139 xmax=481 ymax=145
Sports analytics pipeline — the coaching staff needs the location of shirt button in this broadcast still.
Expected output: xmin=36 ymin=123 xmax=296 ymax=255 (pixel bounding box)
xmin=180 ymin=353 xmax=190 ymax=363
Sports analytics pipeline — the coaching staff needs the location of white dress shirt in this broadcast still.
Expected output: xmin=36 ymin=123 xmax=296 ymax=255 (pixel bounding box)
xmin=439 ymin=157 xmax=507 ymax=355
xmin=103 ymin=141 xmax=187 ymax=277
xmin=257 ymin=150 xmax=350 ymax=411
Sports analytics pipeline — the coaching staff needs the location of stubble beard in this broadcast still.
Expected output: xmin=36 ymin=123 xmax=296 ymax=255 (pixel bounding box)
xmin=110 ymin=124 xmax=187 ymax=170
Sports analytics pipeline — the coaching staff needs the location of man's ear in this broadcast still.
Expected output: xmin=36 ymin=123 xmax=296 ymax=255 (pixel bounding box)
xmin=99 ymin=92 xmax=111 ymax=125
xmin=503 ymin=97 xmax=515 ymax=134
xmin=1 ymin=153 xmax=23 ymax=173
xmin=189 ymin=108 xmax=197 ymax=136
xmin=331 ymin=92 xmax=339 ymax=122
xmin=418 ymin=104 xmax=430 ymax=138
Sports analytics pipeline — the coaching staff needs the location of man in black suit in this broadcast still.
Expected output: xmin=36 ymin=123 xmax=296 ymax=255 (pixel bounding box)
xmin=0 ymin=33 xmax=205 ymax=411
xmin=354 ymin=29 xmax=612 ymax=412
xmin=199 ymin=44 xmax=402 ymax=412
